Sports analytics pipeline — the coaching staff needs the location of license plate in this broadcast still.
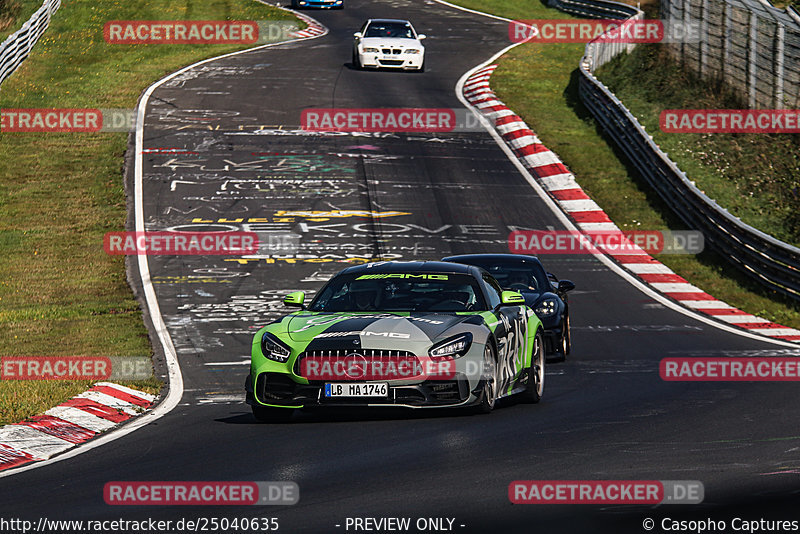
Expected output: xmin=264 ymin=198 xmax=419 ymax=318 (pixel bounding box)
xmin=325 ymin=383 xmax=388 ymax=397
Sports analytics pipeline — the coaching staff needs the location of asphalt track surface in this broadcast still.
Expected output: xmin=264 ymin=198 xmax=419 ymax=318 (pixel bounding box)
xmin=4 ymin=1 xmax=800 ymax=533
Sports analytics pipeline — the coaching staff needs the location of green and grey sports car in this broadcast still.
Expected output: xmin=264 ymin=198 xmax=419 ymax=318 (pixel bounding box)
xmin=245 ymin=261 xmax=546 ymax=421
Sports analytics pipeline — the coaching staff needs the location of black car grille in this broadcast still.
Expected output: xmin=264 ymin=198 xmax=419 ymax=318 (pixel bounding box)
xmin=378 ymin=59 xmax=404 ymax=66
xmin=381 ymin=48 xmax=402 ymax=54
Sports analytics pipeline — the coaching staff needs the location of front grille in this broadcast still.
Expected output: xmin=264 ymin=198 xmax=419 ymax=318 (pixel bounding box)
xmin=427 ymin=381 xmax=462 ymax=401
xmin=378 ymin=59 xmax=404 ymax=66
xmin=296 ymin=349 xmax=420 ymax=380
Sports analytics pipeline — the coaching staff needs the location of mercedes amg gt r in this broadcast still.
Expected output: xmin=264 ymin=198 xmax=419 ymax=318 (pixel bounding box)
xmin=245 ymin=261 xmax=545 ymax=421
xmin=443 ymin=254 xmax=575 ymax=361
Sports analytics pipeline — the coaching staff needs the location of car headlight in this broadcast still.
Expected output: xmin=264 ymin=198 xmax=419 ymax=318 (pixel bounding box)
xmin=405 ymin=49 xmax=420 ymax=54
xmin=261 ymin=332 xmax=291 ymax=363
xmin=534 ymin=298 xmax=558 ymax=317
xmin=363 ymin=47 xmax=379 ymax=53
xmin=429 ymin=332 xmax=472 ymax=359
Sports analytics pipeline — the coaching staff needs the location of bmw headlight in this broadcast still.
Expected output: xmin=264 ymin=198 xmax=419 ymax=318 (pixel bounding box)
xmin=261 ymin=332 xmax=291 ymax=363
xmin=534 ymin=298 xmax=558 ymax=317
xmin=429 ymin=332 xmax=472 ymax=359
xmin=363 ymin=47 xmax=379 ymax=53
xmin=405 ymin=49 xmax=420 ymax=54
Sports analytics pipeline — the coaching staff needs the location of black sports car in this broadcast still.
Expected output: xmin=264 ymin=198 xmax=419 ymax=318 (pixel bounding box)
xmin=443 ymin=254 xmax=575 ymax=361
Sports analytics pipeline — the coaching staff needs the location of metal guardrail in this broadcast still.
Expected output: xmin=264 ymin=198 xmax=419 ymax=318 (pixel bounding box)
xmin=0 ymin=0 xmax=60 ymax=88
xmin=547 ymin=0 xmax=800 ymax=301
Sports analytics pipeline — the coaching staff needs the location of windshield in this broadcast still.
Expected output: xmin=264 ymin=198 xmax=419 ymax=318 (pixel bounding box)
xmin=308 ymin=273 xmax=486 ymax=312
xmin=364 ymin=22 xmax=415 ymax=39
xmin=457 ymin=261 xmax=550 ymax=293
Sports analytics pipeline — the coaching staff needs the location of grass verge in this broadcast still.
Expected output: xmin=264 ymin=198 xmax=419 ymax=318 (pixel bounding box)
xmin=0 ymin=0 xmax=300 ymax=425
xmin=597 ymin=45 xmax=800 ymax=247
xmin=450 ymin=0 xmax=800 ymax=330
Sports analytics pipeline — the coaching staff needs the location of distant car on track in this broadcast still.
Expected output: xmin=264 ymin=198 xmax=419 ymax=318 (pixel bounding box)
xmin=291 ymin=0 xmax=343 ymax=9
xmin=352 ymin=19 xmax=426 ymax=71
xmin=443 ymin=254 xmax=575 ymax=361
xmin=245 ymin=261 xmax=545 ymax=421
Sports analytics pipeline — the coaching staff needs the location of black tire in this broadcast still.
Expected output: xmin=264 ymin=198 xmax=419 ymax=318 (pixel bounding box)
xmin=475 ymin=343 xmax=497 ymax=414
xmin=252 ymin=405 xmax=294 ymax=423
xmin=352 ymin=50 xmax=361 ymax=69
xmin=551 ymin=314 xmax=570 ymax=363
xmin=418 ymin=60 xmax=425 ymax=73
xmin=521 ymin=331 xmax=545 ymax=403
xmin=551 ymin=322 xmax=567 ymax=363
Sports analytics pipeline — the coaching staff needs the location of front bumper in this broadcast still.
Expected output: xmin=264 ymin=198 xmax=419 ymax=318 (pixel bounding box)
xmin=538 ymin=315 xmax=564 ymax=356
xmin=246 ymin=372 xmax=477 ymax=409
xmin=358 ymin=53 xmax=423 ymax=70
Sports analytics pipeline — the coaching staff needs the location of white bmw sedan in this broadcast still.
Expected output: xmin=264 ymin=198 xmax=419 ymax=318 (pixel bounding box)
xmin=353 ymin=19 xmax=426 ymax=71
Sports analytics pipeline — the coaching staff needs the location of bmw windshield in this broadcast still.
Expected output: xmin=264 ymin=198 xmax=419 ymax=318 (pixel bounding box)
xmin=364 ymin=22 xmax=415 ymax=39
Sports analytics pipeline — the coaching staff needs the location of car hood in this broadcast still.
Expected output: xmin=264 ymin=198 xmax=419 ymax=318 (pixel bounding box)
xmin=285 ymin=312 xmax=470 ymax=346
xmin=521 ymin=292 xmax=543 ymax=307
xmin=360 ymin=37 xmax=422 ymax=48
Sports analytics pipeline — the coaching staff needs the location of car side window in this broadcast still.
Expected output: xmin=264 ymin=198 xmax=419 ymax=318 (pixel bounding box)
xmin=482 ymin=273 xmax=502 ymax=309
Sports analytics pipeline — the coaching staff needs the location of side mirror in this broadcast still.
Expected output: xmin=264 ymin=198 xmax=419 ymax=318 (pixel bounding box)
xmin=353 ymin=32 xmax=363 ymax=39
xmin=284 ymin=291 xmax=305 ymax=308
xmin=417 ymin=34 xmax=427 ymax=40
xmin=558 ymin=280 xmax=575 ymax=293
xmin=500 ymin=290 xmax=525 ymax=306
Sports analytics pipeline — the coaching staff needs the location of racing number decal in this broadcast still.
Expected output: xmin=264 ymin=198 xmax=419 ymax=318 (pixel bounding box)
xmin=495 ymin=308 xmax=528 ymax=394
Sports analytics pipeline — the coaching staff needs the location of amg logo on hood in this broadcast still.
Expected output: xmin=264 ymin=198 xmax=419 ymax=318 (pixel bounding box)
xmin=315 ymin=330 xmax=411 ymax=339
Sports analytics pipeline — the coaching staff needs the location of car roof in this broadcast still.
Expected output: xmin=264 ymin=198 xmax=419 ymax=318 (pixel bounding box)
xmin=338 ymin=261 xmax=478 ymax=276
xmin=366 ymin=19 xmax=413 ymax=24
xmin=443 ymin=253 xmax=544 ymax=267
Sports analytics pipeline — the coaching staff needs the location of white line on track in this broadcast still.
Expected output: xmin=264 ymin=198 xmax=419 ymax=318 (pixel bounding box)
xmin=0 ymin=7 xmax=329 ymax=479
